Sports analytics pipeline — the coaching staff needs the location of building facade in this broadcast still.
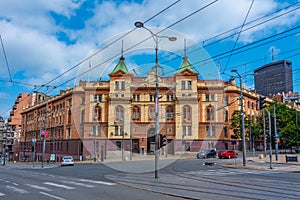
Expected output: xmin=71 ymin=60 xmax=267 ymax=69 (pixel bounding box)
xmin=254 ymin=60 xmax=293 ymax=96
xmin=20 ymin=54 xmax=260 ymax=162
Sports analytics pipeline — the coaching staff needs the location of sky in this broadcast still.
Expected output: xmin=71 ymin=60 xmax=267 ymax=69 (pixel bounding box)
xmin=0 ymin=0 xmax=300 ymax=120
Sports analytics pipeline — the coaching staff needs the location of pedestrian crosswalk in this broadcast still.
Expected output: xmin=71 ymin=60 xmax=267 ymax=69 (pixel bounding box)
xmin=0 ymin=178 xmax=116 ymax=197
xmin=184 ymin=168 xmax=277 ymax=176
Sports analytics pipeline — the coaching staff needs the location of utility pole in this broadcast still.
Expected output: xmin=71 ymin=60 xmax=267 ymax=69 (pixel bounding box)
xmin=266 ymin=109 xmax=273 ymax=169
xmin=42 ymin=100 xmax=48 ymax=168
xmin=135 ymin=21 xmax=176 ymax=179
xmin=130 ymin=117 xmax=132 ymax=161
xmin=274 ymin=104 xmax=278 ymax=161
xmin=263 ymin=111 xmax=266 ymax=157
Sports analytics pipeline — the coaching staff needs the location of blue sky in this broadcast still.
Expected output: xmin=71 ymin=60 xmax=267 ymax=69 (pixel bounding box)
xmin=0 ymin=0 xmax=300 ymax=120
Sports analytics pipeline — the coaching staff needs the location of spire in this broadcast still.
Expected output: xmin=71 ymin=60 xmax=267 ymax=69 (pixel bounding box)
xmin=111 ymin=40 xmax=128 ymax=74
xmin=177 ymin=39 xmax=196 ymax=73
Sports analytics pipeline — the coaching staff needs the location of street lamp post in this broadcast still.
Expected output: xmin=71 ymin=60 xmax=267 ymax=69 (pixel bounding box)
xmin=231 ymin=69 xmax=246 ymax=166
xmin=135 ymin=21 xmax=176 ymax=178
xmin=41 ymin=100 xmax=48 ymax=168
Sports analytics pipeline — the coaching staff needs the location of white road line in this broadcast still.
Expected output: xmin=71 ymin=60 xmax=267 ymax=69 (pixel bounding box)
xmin=5 ymin=185 xmax=29 ymax=194
xmin=43 ymin=182 xmax=75 ymax=190
xmin=26 ymin=184 xmax=52 ymax=191
xmin=61 ymin=181 xmax=95 ymax=188
xmin=77 ymin=179 xmax=116 ymax=186
xmin=40 ymin=192 xmax=66 ymax=200
xmin=0 ymin=192 xmax=5 ymax=196
xmin=12 ymin=182 xmax=18 ymax=186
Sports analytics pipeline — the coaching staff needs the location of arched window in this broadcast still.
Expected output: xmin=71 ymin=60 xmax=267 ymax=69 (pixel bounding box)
xmin=206 ymin=106 xmax=214 ymax=121
xmin=224 ymin=110 xmax=228 ymax=122
xmin=132 ymin=106 xmax=140 ymax=120
xmin=183 ymin=105 xmax=191 ymax=122
xmin=115 ymin=106 xmax=124 ymax=122
xmin=94 ymin=106 xmax=101 ymax=121
xmin=149 ymin=106 xmax=155 ymax=120
xmin=166 ymin=106 xmax=174 ymax=120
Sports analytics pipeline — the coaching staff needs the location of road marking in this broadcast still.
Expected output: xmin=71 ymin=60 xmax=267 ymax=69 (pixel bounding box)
xmin=0 ymin=192 xmax=5 ymax=196
xmin=77 ymin=179 xmax=116 ymax=186
xmin=40 ymin=192 xmax=66 ymax=200
xmin=12 ymin=182 xmax=18 ymax=186
xmin=26 ymin=184 xmax=52 ymax=191
xmin=44 ymin=182 xmax=75 ymax=190
xmin=6 ymin=185 xmax=29 ymax=194
xmin=61 ymin=181 xmax=95 ymax=188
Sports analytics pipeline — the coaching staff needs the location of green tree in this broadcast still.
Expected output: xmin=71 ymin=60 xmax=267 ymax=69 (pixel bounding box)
xmin=229 ymin=110 xmax=242 ymax=139
xmin=266 ymin=101 xmax=300 ymax=149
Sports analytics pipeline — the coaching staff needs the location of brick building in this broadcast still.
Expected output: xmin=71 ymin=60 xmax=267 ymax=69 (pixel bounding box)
xmin=20 ymin=53 xmax=260 ymax=162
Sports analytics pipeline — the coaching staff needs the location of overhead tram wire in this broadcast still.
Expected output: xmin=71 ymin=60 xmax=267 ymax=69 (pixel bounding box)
xmin=0 ymin=34 xmax=13 ymax=82
xmin=42 ymin=0 xmax=220 ymax=94
xmin=202 ymin=1 xmax=300 ymax=45
xmin=31 ymin=0 xmax=183 ymax=95
xmin=143 ymin=0 xmax=182 ymax=24
xmin=46 ymin=23 xmax=300 ymax=95
xmin=157 ymin=2 xmax=300 ymax=71
xmin=29 ymin=1 xmax=299 ymax=96
xmin=1 ymin=0 xmax=184 ymax=117
xmin=222 ymin=0 xmax=254 ymax=73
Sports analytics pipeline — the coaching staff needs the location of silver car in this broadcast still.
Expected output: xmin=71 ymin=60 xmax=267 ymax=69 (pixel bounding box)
xmin=61 ymin=156 xmax=74 ymax=166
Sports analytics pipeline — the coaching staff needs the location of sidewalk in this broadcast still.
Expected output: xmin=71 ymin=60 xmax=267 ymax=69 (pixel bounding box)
xmin=224 ymin=153 xmax=300 ymax=172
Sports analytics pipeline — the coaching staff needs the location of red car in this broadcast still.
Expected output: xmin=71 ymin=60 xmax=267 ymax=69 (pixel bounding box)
xmin=218 ymin=150 xmax=238 ymax=159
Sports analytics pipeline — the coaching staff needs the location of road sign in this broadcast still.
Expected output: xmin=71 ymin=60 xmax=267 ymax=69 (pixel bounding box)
xmin=32 ymin=138 xmax=36 ymax=143
xmin=275 ymin=134 xmax=280 ymax=138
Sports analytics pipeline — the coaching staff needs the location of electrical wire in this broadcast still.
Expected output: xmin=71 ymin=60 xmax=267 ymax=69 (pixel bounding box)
xmin=0 ymin=34 xmax=12 ymax=82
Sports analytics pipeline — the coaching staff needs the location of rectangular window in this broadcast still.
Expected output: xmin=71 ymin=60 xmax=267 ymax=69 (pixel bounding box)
xmin=115 ymin=81 xmax=119 ymax=90
xmin=115 ymin=126 xmax=119 ymax=136
xmin=94 ymin=95 xmax=97 ymax=102
xmin=205 ymin=94 xmax=209 ymax=101
xmin=181 ymin=81 xmax=186 ymax=90
xmin=81 ymin=110 xmax=85 ymax=123
xmin=188 ymin=126 xmax=192 ymax=136
xmin=224 ymin=96 xmax=229 ymax=105
xmin=167 ymin=95 xmax=170 ymax=102
xmin=212 ymin=126 xmax=215 ymax=136
xmin=206 ymin=126 xmax=210 ymax=136
xmin=133 ymin=94 xmax=140 ymax=102
xmin=81 ymin=126 xmax=84 ymax=137
xmin=182 ymin=126 xmax=186 ymax=137
xmin=98 ymin=95 xmax=102 ymax=102
xmin=98 ymin=126 xmax=101 ymax=136
xmin=121 ymin=81 xmax=125 ymax=90
xmin=224 ymin=126 xmax=228 ymax=138
xmin=150 ymin=94 xmax=154 ymax=102
xmin=82 ymin=98 xmax=85 ymax=105
xmin=211 ymin=94 xmax=215 ymax=102
xmin=188 ymin=81 xmax=192 ymax=90
xmin=93 ymin=125 xmax=96 ymax=136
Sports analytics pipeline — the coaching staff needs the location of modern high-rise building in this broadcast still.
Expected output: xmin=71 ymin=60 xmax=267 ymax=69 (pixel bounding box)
xmin=254 ymin=60 xmax=293 ymax=96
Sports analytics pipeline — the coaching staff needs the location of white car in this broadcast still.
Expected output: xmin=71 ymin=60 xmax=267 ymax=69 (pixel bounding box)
xmin=61 ymin=156 xmax=74 ymax=166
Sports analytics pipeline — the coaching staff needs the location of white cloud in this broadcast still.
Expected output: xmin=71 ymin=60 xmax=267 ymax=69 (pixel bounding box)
xmin=0 ymin=0 xmax=299 ymax=101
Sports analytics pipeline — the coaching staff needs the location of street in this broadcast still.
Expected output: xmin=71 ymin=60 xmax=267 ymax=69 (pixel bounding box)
xmin=0 ymin=157 xmax=300 ymax=200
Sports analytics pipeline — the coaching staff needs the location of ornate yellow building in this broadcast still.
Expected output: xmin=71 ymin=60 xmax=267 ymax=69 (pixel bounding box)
xmin=20 ymin=52 xmax=260 ymax=161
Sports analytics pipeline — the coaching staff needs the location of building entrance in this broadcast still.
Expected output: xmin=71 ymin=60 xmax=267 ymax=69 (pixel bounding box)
xmin=147 ymin=128 xmax=155 ymax=154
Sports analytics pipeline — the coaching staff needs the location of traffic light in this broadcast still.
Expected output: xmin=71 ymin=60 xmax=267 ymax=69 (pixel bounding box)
xmin=159 ymin=134 xmax=167 ymax=148
xmin=259 ymin=95 xmax=266 ymax=110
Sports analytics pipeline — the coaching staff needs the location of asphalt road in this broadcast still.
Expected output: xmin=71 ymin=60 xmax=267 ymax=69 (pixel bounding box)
xmin=0 ymin=157 xmax=300 ymax=200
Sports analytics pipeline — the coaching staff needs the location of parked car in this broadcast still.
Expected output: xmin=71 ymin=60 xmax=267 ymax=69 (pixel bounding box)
xmin=218 ymin=150 xmax=238 ymax=159
xmin=61 ymin=156 xmax=74 ymax=166
xmin=197 ymin=150 xmax=217 ymax=159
